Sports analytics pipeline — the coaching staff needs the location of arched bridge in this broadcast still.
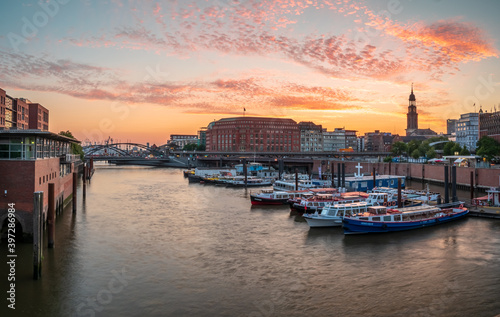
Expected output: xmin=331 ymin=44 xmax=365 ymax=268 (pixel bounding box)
xmin=83 ymin=143 xmax=164 ymax=158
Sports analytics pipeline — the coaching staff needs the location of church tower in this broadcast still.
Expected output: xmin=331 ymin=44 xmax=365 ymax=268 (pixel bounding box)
xmin=406 ymin=83 xmax=418 ymax=136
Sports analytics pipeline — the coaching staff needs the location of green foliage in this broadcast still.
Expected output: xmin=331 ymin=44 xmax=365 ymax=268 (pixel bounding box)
xmin=426 ymin=148 xmax=437 ymax=159
xmin=450 ymin=143 xmax=462 ymax=155
xmin=443 ymin=142 xmax=455 ymax=156
xmin=418 ymin=142 xmax=431 ymax=157
xmin=407 ymin=140 xmax=421 ymax=157
xmin=383 ymin=156 xmax=393 ymax=163
xmin=476 ymin=136 xmax=500 ymax=161
xmin=391 ymin=142 xmax=407 ymax=156
xmin=59 ymin=130 xmax=84 ymax=160
xmin=460 ymin=145 xmax=470 ymax=156
xmin=411 ymin=149 xmax=420 ymax=159
xmin=182 ymin=143 xmax=206 ymax=151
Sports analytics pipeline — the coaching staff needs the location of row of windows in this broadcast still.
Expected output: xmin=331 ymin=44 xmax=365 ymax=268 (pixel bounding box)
xmin=0 ymin=96 xmax=5 ymax=105
xmin=39 ymin=172 xmax=58 ymax=185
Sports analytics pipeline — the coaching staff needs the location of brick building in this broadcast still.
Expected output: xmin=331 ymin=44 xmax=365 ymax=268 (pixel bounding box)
xmin=479 ymin=109 xmax=500 ymax=143
xmin=0 ymin=130 xmax=80 ymax=239
xmin=29 ymin=103 xmax=49 ymax=130
xmin=0 ymin=88 xmax=50 ymax=131
xmin=206 ymin=117 xmax=300 ymax=152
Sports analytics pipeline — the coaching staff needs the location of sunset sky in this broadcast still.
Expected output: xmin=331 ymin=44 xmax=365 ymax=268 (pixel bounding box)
xmin=1 ymin=0 xmax=499 ymax=145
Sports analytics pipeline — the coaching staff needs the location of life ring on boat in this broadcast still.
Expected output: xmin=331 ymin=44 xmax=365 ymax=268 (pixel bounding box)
xmin=392 ymin=201 xmax=396 ymax=206
xmin=459 ymin=204 xmax=464 ymax=208
xmin=383 ymin=202 xmax=388 ymax=206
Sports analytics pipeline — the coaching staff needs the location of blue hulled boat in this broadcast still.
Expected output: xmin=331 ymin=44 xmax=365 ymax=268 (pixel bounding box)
xmin=342 ymin=204 xmax=468 ymax=234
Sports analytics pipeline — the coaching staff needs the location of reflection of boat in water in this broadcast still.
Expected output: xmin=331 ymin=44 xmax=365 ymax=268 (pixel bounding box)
xmin=342 ymin=204 xmax=468 ymax=234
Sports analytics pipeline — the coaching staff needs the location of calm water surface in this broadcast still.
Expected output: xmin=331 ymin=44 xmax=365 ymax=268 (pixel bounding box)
xmin=2 ymin=166 xmax=500 ymax=317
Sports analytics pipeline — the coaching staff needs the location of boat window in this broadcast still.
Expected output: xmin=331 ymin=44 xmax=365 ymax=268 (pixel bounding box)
xmin=359 ymin=217 xmax=368 ymax=220
xmin=383 ymin=216 xmax=391 ymax=221
xmin=372 ymin=217 xmax=381 ymax=221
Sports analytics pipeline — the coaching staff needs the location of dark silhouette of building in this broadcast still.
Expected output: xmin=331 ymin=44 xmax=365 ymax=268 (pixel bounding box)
xmin=406 ymin=84 xmax=418 ymax=136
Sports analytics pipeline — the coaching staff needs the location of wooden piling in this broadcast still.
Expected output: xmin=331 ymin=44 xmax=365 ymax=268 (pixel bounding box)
xmin=82 ymin=163 xmax=86 ymax=199
xmin=337 ymin=163 xmax=341 ymax=189
xmin=373 ymin=167 xmax=376 ymax=189
xmin=444 ymin=166 xmax=449 ymax=203
xmin=452 ymin=165 xmax=457 ymax=202
xmin=470 ymin=171 xmax=474 ymax=202
xmin=341 ymin=163 xmax=345 ymax=188
xmin=48 ymin=184 xmax=55 ymax=248
xmin=397 ymin=178 xmax=402 ymax=208
xmin=295 ymin=168 xmax=299 ymax=191
xmin=72 ymin=172 xmax=77 ymax=213
xmin=33 ymin=191 xmax=43 ymax=280
xmin=331 ymin=161 xmax=334 ymax=188
xmin=243 ymin=159 xmax=247 ymax=188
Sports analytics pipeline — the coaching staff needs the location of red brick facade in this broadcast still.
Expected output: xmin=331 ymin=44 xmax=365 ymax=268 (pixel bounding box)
xmin=29 ymin=103 xmax=49 ymax=131
xmin=206 ymin=117 xmax=300 ymax=152
xmin=0 ymin=158 xmax=75 ymax=236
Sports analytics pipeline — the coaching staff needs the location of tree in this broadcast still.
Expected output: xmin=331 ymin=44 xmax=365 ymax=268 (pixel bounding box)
xmin=418 ymin=142 xmax=431 ymax=157
xmin=460 ymin=145 xmax=470 ymax=156
xmin=443 ymin=141 xmax=455 ymax=156
xmin=426 ymin=148 xmax=437 ymax=159
xmin=411 ymin=149 xmax=420 ymax=159
xmin=407 ymin=140 xmax=421 ymax=157
xmin=182 ymin=143 xmax=198 ymax=151
xmin=476 ymin=136 xmax=500 ymax=161
xmin=59 ymin=130 xmax=84 ymax=160
xmin=391 ymin=142 xmax=407 ymax=156
xmin=384 ymin=156 xmax=393 ymax=163
xmin=450 ymin=143 xmax=462 ymax=155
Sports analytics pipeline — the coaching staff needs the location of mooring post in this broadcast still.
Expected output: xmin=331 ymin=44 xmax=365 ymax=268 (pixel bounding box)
xmin=331 ymin=161 xmax=334 ymax=188
xmin=243 ymin=159 xmax=248 ymax=188
xmin=470 ymin=171 xmax=474 ymax=202
xmin=72 ymin=172 xmax=77 ymax=213
xmin=397 ymin=178 xmax=402 ymax=208
xmin=444 ymin=166 xmax=449 ymax=204
xmin=341 ymin=163 xmax=345 ymax=188
xmin=48 ymin=183 xmax=55 ymax=248
xmin=337 ymin=163 xmax=341 ymax=189
xmin=82 ymin=163 xmax=87 ymax=199
xmin=295 ymin=168 xmax=299 ymax=191
xmin=278 ymin=159 xmax=284 ymax=179
xmin=33 ymin=191 xmax=43 ymax=280
xmin=90 ymin=157 xmax=94 ymax=178
xmin=373 ymin=167 xmax=376 ymax=189
xmin=452 ymin=165 xmax=457 ymax=202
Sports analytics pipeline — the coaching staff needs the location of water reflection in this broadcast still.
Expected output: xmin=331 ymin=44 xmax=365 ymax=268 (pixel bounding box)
xmin=1 ymin=167 xmax=499 ymax=317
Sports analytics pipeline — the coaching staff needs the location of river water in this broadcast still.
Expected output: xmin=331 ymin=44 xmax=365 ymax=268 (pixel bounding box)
xmin=2 ymin=166 xmax=500 ymax=317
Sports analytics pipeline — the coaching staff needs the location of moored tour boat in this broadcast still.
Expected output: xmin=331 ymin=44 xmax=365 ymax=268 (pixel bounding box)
xmin=342 ymin=204 xmax=469 ymax=234
xmin=250 ymin=189 xmax=311 ymax=205
xmin=303 ymin=201 xmax=371 ymax=228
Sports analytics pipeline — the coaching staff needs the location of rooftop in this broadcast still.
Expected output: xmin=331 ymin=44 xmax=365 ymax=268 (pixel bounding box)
xmin=0 ymin=129 xmax=80 ymax=143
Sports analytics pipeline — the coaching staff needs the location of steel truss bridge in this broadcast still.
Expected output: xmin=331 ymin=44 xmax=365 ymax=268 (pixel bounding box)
xmin=83 ymin=142 xmax=165 ymax=159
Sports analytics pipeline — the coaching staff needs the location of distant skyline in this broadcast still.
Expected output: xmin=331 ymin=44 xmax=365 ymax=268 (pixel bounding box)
xmin=1 ymin=0 xmax=499 ymax=145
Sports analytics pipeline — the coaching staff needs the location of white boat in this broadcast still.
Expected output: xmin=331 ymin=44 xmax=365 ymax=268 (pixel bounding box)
xmin=303 ymin=202 xmax=372 ymax=227
xmin=273 ymin=179 xmax=318 ymax=191
xmin=226 ymin=176 xmax=273 ymax=187
xmin=250 ymin=189 xmax=311 ymax=205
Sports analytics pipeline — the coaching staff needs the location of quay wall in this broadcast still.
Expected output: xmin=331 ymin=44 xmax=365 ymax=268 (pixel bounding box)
xmin=313 ymin=160 xmax=500 ymax=189
xmin=0 ymin=158 xmax=75 ymax=237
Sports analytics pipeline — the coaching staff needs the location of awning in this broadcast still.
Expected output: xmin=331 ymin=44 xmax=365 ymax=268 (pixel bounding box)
xmin=454 ymin=158 xmax=465 ymax=163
